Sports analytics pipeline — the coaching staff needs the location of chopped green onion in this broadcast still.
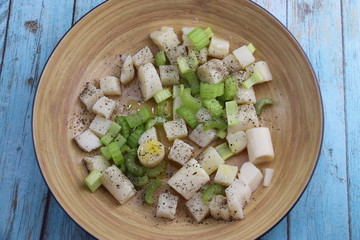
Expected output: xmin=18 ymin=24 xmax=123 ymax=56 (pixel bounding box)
xmin=125 ymin=107 xmax=152 ymax=129
xmin=156 ymin=100 xmax=171 ymax=119
xmin=215 ymin=142 xmax=234 ymax=160
xmin=84 ymin=169 xmax=102 ymax=192
xmin=181 ymin=88 xmax=202 ymax=112
xmin=221 ymin=76 xmax=238 ymax=101
xmin=127 ymin=125 xmax=146 ymax=148
xmin=120 ymin=144 xmax=131 ymax=154
xmin=107 ymin=142 xmax=124 ymax=166
xmin=154 ymin=89 xmax=172 ymax=103
xmin=216 ymin=129 xmax=227 ymax=139
xmin=128 ymin=174 xmax=149 ymax=188
xmin=145 ymin=179 xmax=162 ymax=205
xmin=247 ymin=43 xmax=256 ymax=54
xmin=155 ymin=51 xmax=167 ymax=67
xmin=187 ymin=27 xmax=211 ymax=51
xmin=183 ymin=71 xmax=200 ymax=95
xmin=203 ymin=118 xmax=227 ymax=131
xmin=145 ymin=161 xmax=166 ymax=178
xmin=176 ymin=106 xmax=199 ymax=129
xmin=100 ymin=132 xmax=114 ymax=145
xmin=113 ymin=134 xmax=127 ymax=148
xmin=173 ymin=84 xmax=184 ymax=98
xmin=254 ymin=98 xmax=273 ymax=115
xmin=145 ymin=116 xmax=167 ymax=130
xmin=200 ymin=82 xmax=224 ymax=99
xmin=124 ymin=150 xmax=143 ymax=177
xmin=203 ymin=99 xmax=223 ymax=118
xmin=100 ymin=146 xmax=112 ymax=160
xmin=225 ymin=101 xmax=239 ymax=126
xmin=202 ymin=184 xmax=226 ymax=203
xmin=242 ymin=72 xmax=264 ymax=89
xmin=115 ymin=116 xmax=131 ymax=138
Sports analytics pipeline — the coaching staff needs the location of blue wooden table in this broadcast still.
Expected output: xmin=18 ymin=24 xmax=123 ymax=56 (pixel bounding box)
xmin=0 ymin=0 xmax=358 ymax=239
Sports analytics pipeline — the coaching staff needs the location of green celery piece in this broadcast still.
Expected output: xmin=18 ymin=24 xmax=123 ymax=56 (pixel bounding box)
xmin=176 ymin=106 xmax=199 ymax=129
xmin=84 ymin=169 xmax=102 ymax=192
xmin=215 ymin=142 xmax=234 ymax=160
xmin=156 ymin=100 xmax=171 ymax=119
xmin=128 ymin=174 xmax=149 ymax=188
xmin=120 ymin=144 xmax=131 ymax=154
xmin=145 ymin=116 xmax=167 ymax=130
xmin=181 ymin=88 xmax=202 ymax=112
xmin=155 ymin=51 xmax=167 ymax=67
xmin=127 ymin=125 xmax=146 ymax=148
xmin=154 ymin=89 xmax=172 ymax=103
xmin=202 ymin=184 xmax=226 ymax=203
xmin=125 ymin=107 xmax=152 ymax=128
xmin=203 ymin=99 xmax=223 ymax=118
xmin=247 ymin=43 xmax=256 ymax=53
xmin=186 ymin=27 xmax=210 ymax=51
xmin=124 ymin=150 xmax=143 ymax=177
xmin=242 ymin=72 xmax=264 ymax=89
xmin=145 ymin=161 xmax=166 ymax=178
xmin=100 ymin=132 xmax=114 ymax=145
xmin=225 ymin=100 xmax=239 ymax=126
xmin=254 ymin=98 xmax=274 ymax=115
xmin=172 ymin=84 xmax=184 ymax=98
xmin=222 ymin=76 xmax=238 ymax=101
xmin=115 ymin=116 xmax=131 ymax=138
xmin=107 ymin=142 xmax=124 ymax=166
xmin=108 ymin=122 xmax=121 ymax=136
xmin=203 ymin=118 xmax=227 ymax=131
xmin=183 ymin=71 xmax=200 ymax=95
xmin=177 ymin=56 xmax=191 ymax=74
xmin=204 ymin=27 xmax=214 ymax=38
xmin=113 ymin=134 xmax=127 ymax=148
xmin=216 ymin=129 xmax=227 ymax=139
xmin=187 ymin=51 xmax=199 ymax=69
xmin=100 ymin=146 xmax=112 ymax=160
xmin=200 ymin=82 xmax=224 ymax=99
xmin=145 ymin=179 xmax=162 ymax=205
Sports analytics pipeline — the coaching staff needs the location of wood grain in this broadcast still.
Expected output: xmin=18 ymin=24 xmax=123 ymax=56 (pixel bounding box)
xmin=0 ymin=0 xmax=10 ymax=70
xmin=0 ymin=0 xmax=74 ymax=238
xmin=342 ymin=0 xmax=360 ymax=239
xmin=287 ymin=0 xmax=349 ymax=239
xmin=33 ymin=1 xmax=322 ymax=239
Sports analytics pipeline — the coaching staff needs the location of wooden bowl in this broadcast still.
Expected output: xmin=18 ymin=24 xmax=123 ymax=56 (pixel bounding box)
xmin=33 ymin=0 xmax=323 ymax=239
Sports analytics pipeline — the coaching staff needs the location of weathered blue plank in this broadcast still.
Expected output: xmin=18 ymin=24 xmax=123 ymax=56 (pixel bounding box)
xmin=342 ymin=0 xmax=360 ymax=239
xmin=73 ymin=0 xmax=106 ymax=23
xmin=0 ymin=0 xmax=73 ymax=239
xmin=0 ymin=0 xmax=10 ymax=69
xmin=287 ymin=1 xmax=349 ymax=239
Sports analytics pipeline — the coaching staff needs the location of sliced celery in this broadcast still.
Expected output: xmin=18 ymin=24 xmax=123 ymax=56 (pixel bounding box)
xmin=181 ymin=88 xmax=202 ymax=112
xmin=115 ymin=116 xmax=131 ymax=138
xmin=124 ymin=150 xmax=143 ymax=177
xmin=221 ymin=76 xmax=238 ymax=101
xmin=202 ymin=184 xmax=226 ymax=203
xmin=247 ymin=43 xmax=256 ymax=54
xmin=225 ymin=100 xmax=239 ymax=126
xmin=242 ymin=72 xmax=264 ymax=89
xmin=145 ymin=161 xmax=166 ymax=178
xmin=172 ymin=84 xmax=184 ymax=98
xmin=187 ymin=27 xmax=211 ymax=51
xmin=120 ymin=144 xmax=131 ymax=154
xmin=254 ymin=98 xmax=273 ymax=115
xmin=203 ymin=118 xmax=227 ymax=131
xmin=183 ymin=71 xmax=200 ymax=95
xmin=176 ymin=106 xmax=199 ymax=128
xmin=154 ymin=89 xmax=172 ymax=103
xmin=100 ymin=146 xmax=112 ymax=160
xmin=100 ymin=132 xmax=114 ymax=145
xmin=215 ymin=142 xmax=234 ymax=160
xmin=200 ymin=82 xmax=224 ymax=99
xmin=155 ymin=51 xmax=167 ymax=67
xmin=177 ymin=56 xmax=191 ymax=74
xmin=128 ymin=174 xmax=149 ymax=188
xmin=203 ymin=99 xmax=223 ymax=118
xmin=216 ymin=129 xmax=227 ymax=139
xmin=156 ymin=101 xmax=171 ymax=119
xmin=125 ymin=107 xmax=152 ymax=128
xmin=204 ymin=27 xmax=214 ymax=38
xmin=108 ymin=142 xmax=124 ymax=166
xmin=108 ymin=122 xmax=121 ymax=136
xmin=113 ymin=134 xmax=127 ymax=148
xmin=145 ymin=179 xmax=162 ymax=205
xmin=84 ymin=169 xmax=102 ymax=192
xmin=145 ymin=116 xmax=167 ymax=130
xmin=127 ymin=125 xmax=146 ymax=148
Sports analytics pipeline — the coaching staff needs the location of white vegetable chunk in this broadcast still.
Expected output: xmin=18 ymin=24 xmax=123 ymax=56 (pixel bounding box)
xmin=92 ymin=96 xmax=116 ymax=119
xmin=226 ymin=194 xmax=244 ymax=220
xmin=208 ymin=36 xmax=230 ymax=59
xmin=226 ymin=179 xmax=252 ymax=207
xmin=226 ymin=131 xmax=247 ymax=154
xmin=168 ymin=139 xmax=194 ymax=165
xmin=79 ymin=83 xmax=104 ymax=111
xmin=246 ymin=127 xmax=274 ymax=164
xmin=188 ymin=46 xmax=208 ymax=64
xmin=101 ymin=165 xmax=136 ymax=204
xmin=163 ymin=119 xmax=188 ymax=141
xmin=182 ymin=27 xmax=195 ymax=46
xmin=159 ymin=65 xmax=180 ymax=86
xmin=150 ymin=27 xmax=180 ymax=52
xmin=233 ymin=45 xmax=256 ymax=69
xmin=209 ymin=195 xmax=230 ymax=220
xmin=99 ymin=76 xmax=121 ymax=96
xmin=185 ymin=192 xmax=210 ymax=222
xmin=189 ymin=124 xmax=217 ymax=147
xmin=120 ymin=55 xmax=135 ymax=84
xmin=214 ymin=164 xmax=238 ymax=186
xmin=197 ymin=146 xmax=224 ymax=175
xmin=196 ymin=108 xmax=212 ymax=123
xmin=227 ymin=104 xmax=259 ymax=133
xmin=74 ymin=129 xmax=102 ymax=152
xmin=222 ymin=54 xmax=241 ymax=73
xmin=89 ymin=115 xmax=112 ymax=137
xmin=246 ymin=61 xmax=273 ymax=81
xmin=156 ymin=193 xmax=179 ymax=220
xmin=83 ymin=155 xmax=110 ymax=173
xmin=263 ymin=168 xmax=274 ymax=187
xmin=197 ymin=59 xmax=229 ymax=84
xmin=138 ymin=63 xmax=163 ymax=101
xmin=172 ymin=96 xmax=183 ymax=120
xmin=232 ymin=71 xmax=257 ymax=104
xmin=165 ymin=45 xmax=187 ymax=65
xmin=168 ymin=159 xmax=210 ymax=200
xmin=132 ymin=46 xmax=154 ymax=69
xmin=138 ymin=127 xmax=158 ymax=145
xmin=238 ymin=162 xmax=263 ymax=192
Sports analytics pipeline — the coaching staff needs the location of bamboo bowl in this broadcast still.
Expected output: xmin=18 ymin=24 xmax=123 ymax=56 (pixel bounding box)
xmin=33 ymin=0 xmax=323 ymax=239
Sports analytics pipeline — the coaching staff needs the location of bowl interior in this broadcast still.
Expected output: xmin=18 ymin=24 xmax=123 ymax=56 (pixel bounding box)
xmin=33 ymin=0 xmax=323 ymax=239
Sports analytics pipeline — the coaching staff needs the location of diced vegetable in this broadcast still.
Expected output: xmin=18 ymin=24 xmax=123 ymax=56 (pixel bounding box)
xmin=200 ymin=82 xmax=224 ymax=99
xmin=138 ymin=127 xmax=158 ymax=145
xmin=209 ymin=195 xmax=230 ymax=220
xmin=226 ymin=180 xmax=245 ymax=220
xmin=145 ymin=179 xmax=162 ymax=205
xmin=176 ymin=106 xmax=199 ymax=129
xmin=186 ymin=27 xmax=212 ymax=51
xmin=208 ymin=36 xmax=230 ymax=59
xmin=84 ymin=169 xmax=102 ymax=192
xmin=222 ymin=54 xmax=241 ymax=73
xmin=225 ymin=100 xmax=239 ymax=126
xmin=89 ymin=115 xmax=112 ymax=137
xmin=163 ymin=119 xmax=188 ymax=140
xmin=99 ymin=76 xmax=121 ymax=96
xmin=177 ymin=51 xmax=198 ymax=74
xmin=79 ymin=83 xmax=104 ymax=111
xmin=197 ymin=146 xmax=224 ymax=175
xmin=146 ymin=116 xmax=166 ymax=130
xmin=125 ymin=107 xmax=152 ymax=128
xmin=263 ymin=168 xmax=274 ymax=187
xmin=202 ymin=184 xmax=226 ymax=203
xmin=238 ymin=162 xmax=263 ymax=192
xmin=215 ymin=142 xmax=234 ymax=160
xmin=168 ymin=139 xmax=194 ymax=165
xmin=189 ymin=124 xmax=217 ymax=147
xmin=202 ymin=99 xmax=223 ymax=118
xmin=138 ymin=63 xmax=163 ymax=101
xmin=246 ymin=61 xmax=273 ymax=81
xmin=120 ymin=144 xmax=131 ymax=154
xmin=165 ymin=45 xmax=187 ymax=65
xmin=172 ymin=84 xmax=184 ymax=98
xmin=156 ymin=193 xmax=179 ymax=220
xmin=233 ymin=45 xmax=255 ymax=69
xmin=227 ymin=103 xmax=259 ymax=133
xmin=172 ymin=96 xmax=183 ymax=120
xmin=196 ymin=59 xmax=229 ymax=84
xmin=214 ymin=164 xmax=238 ymax=186
xmin=246 ymin=127 xmax=274 ymax=165
xmin=182 ymin=27 xmax=195 ymax=46
xmin=226 ymin=131 xmax=247 ymax=154
xmin=156 ymin=100 xmax=171 ymax=119
xmin=203 ymin=118 xmax=227 ymax=131
xmin=113 ymin=133 xmax=127 ymax=148
xmin=115 ymin=116 xmax=131 ymax=138
xmin=188 ymin=46 xmax=208 ymax=64
xmin=155 ymin=51 xmax=167 ymax=67
xmin=144 ymin=160 xmax=166 ymax=178
xmin=84 ymin=155 xmax=110 ymax=173
xmin=107 ymin=142 xmax=124 ymax=166
xmin=196 ymin=108 xmax=212 ymax=123
xmin=154 ymin=89 xmax=172 ymax=103
xmin=186 ymin=192 xmax=210 ymax=222
xmin=74 ymin=129 xmax=102 ymax=152
xmin=137 ymin=139 xmax=165 ymax=168
xmin=216 ymin=129 xmax=227 ymax=139
xmin=254 ymin=98 xmax=273 ymax=115
xmin=247 ymin=43 xmax=256 ymax=53
xmin=100 ymin=133 xmax=114 ymax=145
xmin=222 ymin=76 xmax=238 ymax=101
xmin=124 ymin=150 xmax=143 ymax=177
xmin=159 ymin=65 xmax=179 ymax=86
xmin=120 ymin=55 xmax=135 ymax=84
xmin=183 ymin=70 xmax=200 ymax=94
xmin=150 ymin=27 xmax=180 ymax=52
xmin=242 ymin=72 xmax=264 ymax=89
xmin=132 ymin=46 xmax=154 ymax=69
xmin=127 ymin=125 xmax=146 ymax=148
xmin=92 ymin=96 xmax=116 ymax=119
xmin=100 ymin=146 xmax=112 ymax=160
xmin=128 ymin=174 xmax=149 ymax=188
xmin=226 ymin=178 xmax=252 ymax=207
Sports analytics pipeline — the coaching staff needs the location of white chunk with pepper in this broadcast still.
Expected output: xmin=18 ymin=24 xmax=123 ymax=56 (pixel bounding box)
xmin=120 ymin=55 xmax=135 ymax=84
xmin=197 ymin=146 xmax=224 ymax=175
xmin=172 ymin=96 xmax=183 ymax=120
xmin=238 ymin=162 xmax=263 ymax=193
xmin=150 ymin=27 xmax=180 ymax=52
xmin=208 ymin=36 xmax=230 ymax=59
xmin=92 ymin=96 xmax=116 ymax=119
xmin=189 ymin=124 xmax=217 ymax=147
xmin=226 ymin=178 xmax=252 ymax=208
xmin=156 ymin=193 xmax=179 ymax=220
xmin=89 ymin=115 xmax=112 ymax=137
xmin=263 ymin=168 xmax=275 ymax=187
xmin=101 ymin=165 xmax=136 ymax=204
xmin=99 ymin=76 xmax=122 ymax=96
xmin=209 ymin=195 xmax=230 ymax=220
xmin=227 ymin=103 xmax=259 ymax=133
xmin=168 ymin=139 xmax=194 ymax=165
xmin=83 ymin=155 xmax=110 ymax=173
xmin=168 ymin=159 xmax=210 ymax=200
xmin=132 ymin=46 xmax=154 ymax=69
xmin=185 ymin=192 xmax=210 ymax=222
xmin=214 ymin=164 xmax=238 ymax=187
xmin=233 ymin=45 xmax=256 ymax=69
xmin=232 ymin=71 xmax=257 ymax=104
xmin=196 ymin=59 xmax=229 ymax=84
xmin=182 ymin=27 xmax=195 ymax=46
xmin=188 ymin=46 xmax=208 ymax=64
xmin=159 ymin=65 xmax=180 ymax=86
xmin=138 ymin=62 xmax=163 ymax=101
xmin=196 ymin=108 xmax=212 ymax=123
xmin=222 ymin=54 xmax=241 ymax=73
xmin=74 ymin=129 xmax=102 ymax=152
xmin=246 ymin=61 xmax=273 ymax=81
xmin=226 ymin=131 xmax=247 ymax=154
xmin=246 ymin=127 xmax=274 ymax=165
xmin=79 ymin=83 xmax=104 ymax=112
xmin=165 ymin=45 xmax=187 ymax=65
xmin=163 ymin=119 xmax=188 ymax=141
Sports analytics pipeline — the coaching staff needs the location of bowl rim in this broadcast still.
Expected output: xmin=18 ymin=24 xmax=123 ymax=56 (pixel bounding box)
xmin=32 ymin=0 xmax=324 ymax=239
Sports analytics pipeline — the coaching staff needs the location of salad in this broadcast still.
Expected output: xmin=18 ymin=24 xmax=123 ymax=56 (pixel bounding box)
xmin=74 ymin=26 xmax=275 ymax=222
